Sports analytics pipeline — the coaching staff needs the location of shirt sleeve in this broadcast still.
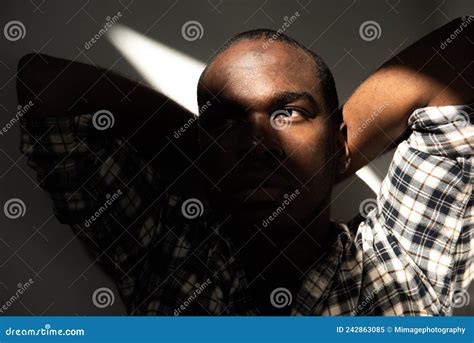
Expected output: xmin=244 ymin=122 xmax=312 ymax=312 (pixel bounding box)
xmin=19 ymin=113 xmax=174 ymax=308
xmin=376 ymin=104 xmax=473 ymax=311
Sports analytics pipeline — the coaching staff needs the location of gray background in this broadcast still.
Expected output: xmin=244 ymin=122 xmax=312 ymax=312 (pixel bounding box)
xmin=0 ymin=0 xmax=472 ymax=315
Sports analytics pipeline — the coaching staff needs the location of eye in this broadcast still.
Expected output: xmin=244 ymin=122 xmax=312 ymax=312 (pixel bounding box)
xmin=285 ymin=108 xmax=304 ymax=117
xmin=271 ymin=108 xmax=308 ymax=123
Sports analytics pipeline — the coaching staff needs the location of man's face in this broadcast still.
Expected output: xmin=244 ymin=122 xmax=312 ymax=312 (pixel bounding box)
xmin=198 ymin=39 xmax=344 ymax=243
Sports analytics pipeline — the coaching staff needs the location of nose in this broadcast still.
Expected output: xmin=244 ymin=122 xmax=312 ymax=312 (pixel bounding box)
xmin=239 ymin=111 xmax=284 ymax=160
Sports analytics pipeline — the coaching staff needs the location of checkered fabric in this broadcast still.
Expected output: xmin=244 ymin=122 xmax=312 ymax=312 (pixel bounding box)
xmin=20 ymin=104 xmax=473 ymax=315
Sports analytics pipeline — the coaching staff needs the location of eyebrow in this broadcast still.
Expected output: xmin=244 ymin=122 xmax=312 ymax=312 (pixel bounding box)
xmin=271 ymin=91 xmax=319 ymax=111
xmin=200 ymin=90 xmax=320 ymax=120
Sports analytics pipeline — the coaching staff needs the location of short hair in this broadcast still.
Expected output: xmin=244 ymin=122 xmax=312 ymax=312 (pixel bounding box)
xmin=198 ymin=29 xmax=341 ymax=124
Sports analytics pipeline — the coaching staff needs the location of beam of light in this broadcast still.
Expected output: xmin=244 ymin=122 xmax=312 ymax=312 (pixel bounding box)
xmin=355 ymin=165 xmax=382 ymax=194
xmin=106 ymin=24 xmax=380 ymax=195
xmin=107 ymin=24 xmax=205 ymax=114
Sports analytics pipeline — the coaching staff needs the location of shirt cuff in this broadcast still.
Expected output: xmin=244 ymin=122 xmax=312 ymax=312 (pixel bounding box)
xmin=407 ymin=104 xmax=473 ymax=157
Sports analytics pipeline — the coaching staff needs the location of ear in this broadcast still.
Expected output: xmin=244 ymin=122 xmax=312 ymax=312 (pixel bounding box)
xmin=336 ymin=121 xmax=351 ymax=175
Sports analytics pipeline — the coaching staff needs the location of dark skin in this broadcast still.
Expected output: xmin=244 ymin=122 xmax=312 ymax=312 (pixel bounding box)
xmin=17 ymin=18 xmax=472 ymax=315
xmin=197 ymin=40 xmax=350 ymax=314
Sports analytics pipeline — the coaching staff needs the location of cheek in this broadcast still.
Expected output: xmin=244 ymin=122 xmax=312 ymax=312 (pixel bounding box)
xmin=280 ymin=126 xmax=336 ymax=216
xmin=281 ymin=124 xmax=334 ymax=179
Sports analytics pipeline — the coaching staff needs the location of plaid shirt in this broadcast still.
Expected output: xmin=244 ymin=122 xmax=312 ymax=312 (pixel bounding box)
xmin=20 ymin=104 xmax=473 ymax=315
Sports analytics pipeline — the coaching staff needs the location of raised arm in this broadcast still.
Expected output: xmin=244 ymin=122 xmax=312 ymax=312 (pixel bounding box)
xmin=17 ymin=54 xmax=201 ymax=313
xmin=17 ymin=53 xmax=197 ymax=157
xmin=342 ymin=16 xmax=473 ymax=176
xmin=341 ymin=18 xmax=473 ymax=313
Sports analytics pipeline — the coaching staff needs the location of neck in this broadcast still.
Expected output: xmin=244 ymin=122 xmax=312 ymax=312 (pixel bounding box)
xmin=221 ymin=206 xmax=332 ymax=314
xmin=284 ymin=206 xmax=332 ymax=270
xmin=223 ymin=204 xmax=332 ymax=286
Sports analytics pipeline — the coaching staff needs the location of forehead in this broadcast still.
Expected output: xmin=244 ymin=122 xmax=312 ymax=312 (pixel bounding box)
xmin=201 ymin=40 xmax=320 ymax=105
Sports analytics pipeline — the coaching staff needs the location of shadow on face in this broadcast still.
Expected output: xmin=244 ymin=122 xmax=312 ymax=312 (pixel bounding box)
xmin=197 ymin=39 xmax=345 ymax=243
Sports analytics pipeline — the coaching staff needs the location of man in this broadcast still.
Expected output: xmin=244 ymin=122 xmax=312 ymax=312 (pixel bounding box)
xmin=18 ymin=18 xmax=472 ymax=315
